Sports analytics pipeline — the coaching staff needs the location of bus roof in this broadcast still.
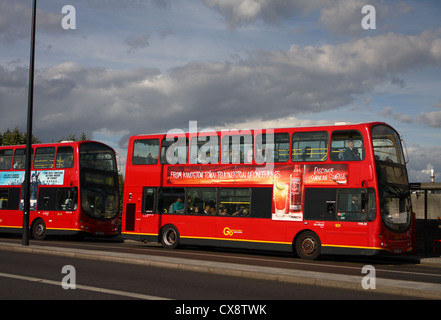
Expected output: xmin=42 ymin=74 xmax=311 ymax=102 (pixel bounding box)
xmin=129 ymin=121 xmax=391 ymax=138
xmin=0 ymin=140 xmax=111 ymax=149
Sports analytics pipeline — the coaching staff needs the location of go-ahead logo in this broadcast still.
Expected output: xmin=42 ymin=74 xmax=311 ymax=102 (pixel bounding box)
xmin=223 ymin=227 xmax=243 ymax=236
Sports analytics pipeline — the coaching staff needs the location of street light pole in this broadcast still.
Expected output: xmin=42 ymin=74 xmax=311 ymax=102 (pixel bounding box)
xmin=23 ymin=0 xmax=37 ymax=246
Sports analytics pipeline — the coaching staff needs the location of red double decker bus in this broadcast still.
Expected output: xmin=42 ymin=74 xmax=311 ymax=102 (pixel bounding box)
xmin=122 ymin=122 xmax=414 ymax=259
xmin=0 ymin=141 xmax=119 ymax=239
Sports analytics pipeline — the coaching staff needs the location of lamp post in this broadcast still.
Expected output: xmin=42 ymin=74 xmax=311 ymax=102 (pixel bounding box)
xmin=23 ymin=0 xmax=37 ymax=246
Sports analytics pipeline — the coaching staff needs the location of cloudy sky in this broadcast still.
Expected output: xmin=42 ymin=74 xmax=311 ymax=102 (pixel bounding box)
xmin=1 ymin=0 xmax=441 ymax=182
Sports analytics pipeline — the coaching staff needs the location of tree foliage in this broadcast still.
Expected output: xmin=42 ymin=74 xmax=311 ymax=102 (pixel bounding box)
xmin=0 ymin=128 xmax=88 ymax=146
xmin=58 ymin=132 xmax=88 ymax=142
xmin=0 ymin=127 xmax=40 ymax=146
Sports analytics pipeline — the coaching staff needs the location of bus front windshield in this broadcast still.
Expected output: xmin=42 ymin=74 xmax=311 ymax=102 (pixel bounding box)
xmin=80 ymin=143 xmax=119 ymax=220
xmin=372 ymin=125 xmax=411 ymax=232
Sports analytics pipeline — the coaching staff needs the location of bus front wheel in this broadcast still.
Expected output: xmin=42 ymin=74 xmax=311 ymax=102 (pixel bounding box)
xmin=160 ymin=225 xmax=180 ymax=249
xmin=31 ymin=219 xmax=46 ymax=240
xmin=295 ymin=231 xmax=321 ymax=260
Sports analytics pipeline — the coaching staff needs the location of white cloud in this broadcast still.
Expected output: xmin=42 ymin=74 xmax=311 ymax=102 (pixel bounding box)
xmin=2 ymin=29 xmax=440 ymax=147
xmin=202 ymin=0 xmax=321 ymax=28
xmin=418 ymin=110 xmax=441 ymax=128
xmin=202 ymin=0 xmax=400 ymax=36
xmin=380 ymin=106 xmax=413 ymax=123
xmin=125 ymin=34 xmax=151 ymax=52
xmin=407 ymin=146 xmax=441 ymax=182
xmin=417 ymin=100 xmax=441 ymax=128
xmin=0 ymin=1 xmax=61 ymax=42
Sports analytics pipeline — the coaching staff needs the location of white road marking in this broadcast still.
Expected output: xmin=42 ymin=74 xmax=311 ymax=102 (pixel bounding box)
xmin=0 ymin=272 xmax=171 ymax=300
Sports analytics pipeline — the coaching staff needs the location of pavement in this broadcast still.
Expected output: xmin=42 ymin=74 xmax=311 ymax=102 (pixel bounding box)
xmin=1 ymin=241 xmax=440 ymax=300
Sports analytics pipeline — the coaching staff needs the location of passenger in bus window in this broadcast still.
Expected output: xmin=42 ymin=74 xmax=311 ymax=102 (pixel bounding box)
xmin=197 ymin=150 xmax=211 ymax=164
xmin=231 ymin=150 xmax=240 ymax=164
xmin=218 ymin=206 xmax=228 ymax=215
xmin=0 ymin=157 xmax=7 ymax=169
xmin=233 ymin=206 xmax=250 ymax=216
xmin=343 ymin=140 xmax=361 ymax=161
xmin=204 ymin=204 xmax=212 ymax=214
xmin=300 ymin=146 xmax=311 ymax=161
xmin=171 ymin=197 xmax=184 ymax=213
xmin=13 ymin=159 xmax=21 ymax=169
xmin=246 ymin=148 xmax=253 ymax=163
xmin=350 ymin=195 xmax=361 ymax=211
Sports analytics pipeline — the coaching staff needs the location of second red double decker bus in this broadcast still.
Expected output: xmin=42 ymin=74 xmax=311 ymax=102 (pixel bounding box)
xmin=122 ymin=122 xmax=414 ymax=259
xmin=0 ymin=141 xmax=120 ymax=239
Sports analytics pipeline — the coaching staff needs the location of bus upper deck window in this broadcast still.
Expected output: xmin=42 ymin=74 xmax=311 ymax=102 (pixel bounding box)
xmin=0 ymin=149 xmax=13 ymax=170
xmin=331 ymin=130 xmax=364 ymax=161
xmin=255 ymin=133 xmax=290 ymax=163
xmin=35 ymin=147 xmax=55 ymax=169
xmin=132 ymin=139 xmax=159 ymax=165
xmin=292 ymin=131 xmax=328 ymax=162
xmin=56 ymin=146 xmax=74 ymax=168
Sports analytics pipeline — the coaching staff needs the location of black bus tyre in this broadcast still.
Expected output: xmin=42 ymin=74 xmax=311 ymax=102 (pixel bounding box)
xmin=31 ymin=219 xmax=47 ymax=240
xmin=160 ymin=224 xmax=180 ymax=249
xmin=295 ymin=231 xmax=321 ymax=260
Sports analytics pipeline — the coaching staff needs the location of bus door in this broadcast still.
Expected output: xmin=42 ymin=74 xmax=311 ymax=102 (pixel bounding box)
xmin=304 ymin=188 xmax=370 ymax=250
xmin=326 ymin=189 xmax=370 ymax=249
xmin=139 ymin=187 xmax=160 ymax=236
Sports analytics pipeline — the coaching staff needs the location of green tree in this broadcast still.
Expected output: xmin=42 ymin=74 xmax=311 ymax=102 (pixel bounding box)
xmin=58 ymin=132 xmax=88 ymax=142
xmin=0 ymin=127 xmax=40 ymax=146
xmin=118 ymin=173 xmax=124 ymax=212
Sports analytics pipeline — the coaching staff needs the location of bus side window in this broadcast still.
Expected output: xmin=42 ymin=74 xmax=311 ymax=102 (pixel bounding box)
xmin=56 ymin=188 xmax=78 ymax=211
xmin=331 ymin=130 xmax=364 ymax=161
xmin=187 ymin=187 xmax=217 ymax=215
xmin=0 ymin=188 xmax=20 ymax=210
xmin=0 ymin=149 xmax=13 ymax=170
xmin=255 ymin=133 xmax=290 ymax=163
xmin=13 ymin=148 xmax=33 ymax=170
xmin=132 ymin=139 xmax=159 ymax=165
xmin=37 ymin=188 xmax=58 ymax=210
xmin=34 ymin=147 xmax=55 ymax=169
xmin=0 ymin=189 xmax=8 ymax=209
xmin=56 ymin=146 xmax=74 ymax=168
xmin=250 ymin=187 xmax=272 ymax=218
xmin=292 ymin=131 xmax=328 ymax=162
xmin=158 ymin=188 xmax=185 ymax=213
xmin=142 ymin=187 xmax=156 ymax=213
xmin=336 ymin=189 xmax=368 ymax=222
xmin=219 ymin=188 xmax=251 ymax=216
xmin=221 ymin=133 xmax=253 ymax=164
xmin=160 ymin=137 xmax=188 ymax=165
xmin=190 ymin=135 xmax=219 ymax=164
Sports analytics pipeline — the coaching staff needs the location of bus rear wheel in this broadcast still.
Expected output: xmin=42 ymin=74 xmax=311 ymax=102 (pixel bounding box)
xmin=160 ymin=225 xmax=180 ymax=249
xmin=295 ymin=231 xmax=321 ymax=260
xmin=31 ymin=219 xmax=46 ymax=240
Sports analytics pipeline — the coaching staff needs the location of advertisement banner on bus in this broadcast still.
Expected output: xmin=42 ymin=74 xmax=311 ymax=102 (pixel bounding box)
xmin=0 ymin=170 xmax=65 ymax=186
xmin=166 ymin=164 xmax=347 ymax=186
xmin=167 ymin=165 xmax=276 ymax=185
xmin=0 ymin=170 xmax=65 ymax=211
xmin=166 ymin=163 xmax=348 ymax=221
xmin=272 ymin=163 xmax=348 ymax=221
